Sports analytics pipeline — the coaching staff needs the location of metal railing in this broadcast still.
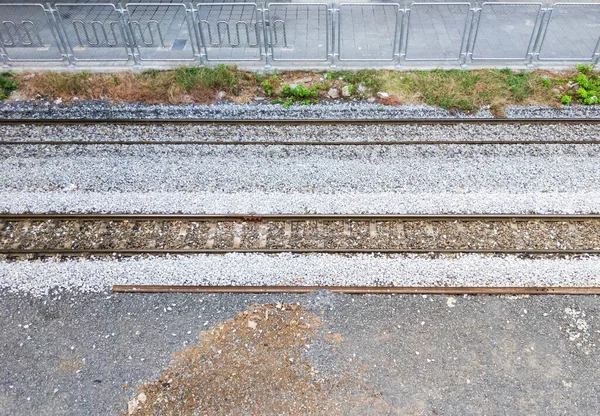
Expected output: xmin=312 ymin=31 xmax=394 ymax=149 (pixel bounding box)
xmin=0 ymin=1 xmax=599 ymax=68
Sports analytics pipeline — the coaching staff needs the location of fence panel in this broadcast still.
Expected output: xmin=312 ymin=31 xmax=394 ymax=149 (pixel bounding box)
xmin=338 ymin=3 xmax=400 ymax=61
xmin=55 ymin=3 xmax=131 ymax=62
xmin=196 ymin=3 xmax=262 ymax=61
xmin=471 ymin=2 xmax=542 ymax=60
xmin=125 ymin=2 xmax=196 ymax=61
xmin=267 ymin=3 xmax=329 ymax=61
xmin=0 ymin=3 xmax=64 ymax=62
xmin=404 ymin=2 xmax=471 ymax=61
xmin=538 ymin=3 xmax=600 ymax=61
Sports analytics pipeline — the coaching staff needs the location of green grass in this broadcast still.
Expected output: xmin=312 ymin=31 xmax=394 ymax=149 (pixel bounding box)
xmin=173 ymin=65 xmax=244 ymax=95
xmin=379 ymin=68 xmax=557 ymax=114
xmin=326 ymin=69 xmax=382 ymax=94
xmin=272 ymin=84 xmax=319 ymax=108
xmin=0 ymin=71 xmax=18 ymax=99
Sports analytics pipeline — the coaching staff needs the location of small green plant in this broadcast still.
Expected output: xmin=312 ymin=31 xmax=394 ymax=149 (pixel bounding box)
xmin=540 ymin=77 xmax=551 ymax=88
xmin=253 ymin=73 xmax=265 ymax=83
xmin=260 ymin=74 xmax=280 ymax=96
xmin=347 ymin=85 xmax=354 ymax=95
xmin=561 ymin=64 xmax=600 ymax=106
xmin=325 ymin=69 xmax=381 ymax=94
xmin=560 ymin=95 xmax=572 ymax=105
xmin=261 ymin=80 xmax=274 ymax=96
xmin=577 ymin=64 xmax=593 ymax=75
xmin=0 ymin=71 xmax=18 ymax=99
xmin=280 ymin=84 xmax=318 ymax=100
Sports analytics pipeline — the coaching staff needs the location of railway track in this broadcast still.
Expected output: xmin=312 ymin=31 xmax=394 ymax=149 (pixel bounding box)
xmin=3 ymin=214 xmax=600 ymax=257
xmin=4 ymin=119 xmax=600 ymax=295
xmin=1 ymin=118 xmax=600 ymax=146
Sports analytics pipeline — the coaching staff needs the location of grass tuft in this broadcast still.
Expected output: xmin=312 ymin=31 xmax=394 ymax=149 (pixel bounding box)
xmin=0 ymin=71 xmax=18 ymax=100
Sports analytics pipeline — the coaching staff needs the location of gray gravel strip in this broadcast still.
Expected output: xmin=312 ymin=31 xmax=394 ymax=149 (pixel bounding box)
xmin=2 ymin=253 xmax=600 ymax=296
xmin=1 ymin=190 xmax=599 ymax=214
xmin=3 ymin=101 xmax=600 ymax=120
xmin=2 ymin=122 xmax=600 ymax=144
xmin=1 ymin=144 xmax=599 ymax=214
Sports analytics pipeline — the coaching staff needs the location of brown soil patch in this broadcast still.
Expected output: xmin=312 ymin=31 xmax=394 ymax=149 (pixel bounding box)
xmin=126 ymin=303 xmax=393 ymax=416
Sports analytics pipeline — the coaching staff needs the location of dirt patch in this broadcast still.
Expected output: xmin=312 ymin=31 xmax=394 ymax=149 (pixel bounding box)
xmin=125 ymin=303 xmax=392 ymax=415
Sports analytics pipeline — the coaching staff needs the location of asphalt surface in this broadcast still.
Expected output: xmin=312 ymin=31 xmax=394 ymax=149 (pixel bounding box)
xmin=1 ymin=290 xmax=598 ymax=415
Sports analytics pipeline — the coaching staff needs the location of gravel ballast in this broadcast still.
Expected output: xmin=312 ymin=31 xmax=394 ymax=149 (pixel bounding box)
xmin=2 ymin=253 xmax=600 ymax=296
xmin=1 ymin=143 xmax=599 ymax=214
xmin=2 ymin=101 xmax=600 ymax=120
xmin=2 ymin=122 xmax=600 ymax=144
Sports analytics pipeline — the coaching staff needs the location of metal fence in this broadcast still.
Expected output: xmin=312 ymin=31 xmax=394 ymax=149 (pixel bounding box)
xmin=0 ymin=1 xmax=599 ymax=68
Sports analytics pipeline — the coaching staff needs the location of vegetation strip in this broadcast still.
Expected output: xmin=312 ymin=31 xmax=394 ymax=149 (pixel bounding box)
xmin=4 ymin=65 xmax=599 ymax=115
xmin=112 ymin=285 xmax=600 ymax=295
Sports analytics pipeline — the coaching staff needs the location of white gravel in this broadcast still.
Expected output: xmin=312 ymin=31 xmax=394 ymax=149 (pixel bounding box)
xmin=1 ymin=144 xmax=600 ymax=213
xmin=2 ymin=191 xmax=599 ymax=214
xmin=2 ymin=253 xmax=600 ymax=296
xmin=3 ymin=101 xmax=600 ymax=120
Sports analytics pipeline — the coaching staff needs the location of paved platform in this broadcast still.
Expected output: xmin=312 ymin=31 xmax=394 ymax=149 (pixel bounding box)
xmin=1 ymin=290 xmax=598 ymax=415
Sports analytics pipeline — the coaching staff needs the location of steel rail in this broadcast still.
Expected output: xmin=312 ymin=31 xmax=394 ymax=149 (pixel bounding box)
xmin=3 ymin=213 xmax=600 ymax=221
xmin=0 ymin=118 xmax=599 ymax=125
xmin=112 ymin=285 xmax=600 ymax=295
xmin=2 ymin=139 xmax=600 ymax=146
xmin=3 ymin=248 xmax=600 ymax=256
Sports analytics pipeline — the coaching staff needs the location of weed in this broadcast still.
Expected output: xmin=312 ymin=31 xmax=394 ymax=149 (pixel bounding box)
xmin=540 ymin=77 xmax=551 ymax=88
xmin=280 ymin=84 xmax=317 ymax=100
xmin=499 ymin=69 xmax=532 ymax=102
xmin=253 ymin=73 xmax=265 ymax=83
xmin=259 ymin=74 xmax=280 ymax=97
xmin=174 ymin=65 xmax=242 ymax=95
xmin=561 ymin=64 xmax=600 ymax=105
xmin=261 ymin=80 xmax=274 ymax=96
xmin=577 ymin=63 xmax=594 ymax=75
xmin=0 ymin=71 xmax=18 ymax=99
xmin=325 ymin=70 xmax=381 ymax=93
xmin=560 ymin=95 xmax=572 ymax=105
xmin=140 ymin=69 xmax=161 ymax=78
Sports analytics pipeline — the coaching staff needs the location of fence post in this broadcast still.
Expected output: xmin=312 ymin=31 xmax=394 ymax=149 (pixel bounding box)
xmin=0 ymin=33 xmax=9 ymax=67
xmin=261 ymin=2 xmax=271 ymax=69
xmin=459 ymin=2 xmax=481 ymax=69
xmin=398 ymin=0 xmax=410 ymax=67
xmin=593 ymin=35 xmax=600 ymax=66
xmin=528 ymin=3 xmax=552 ymax=66
xmin=394 ymin=6 xmax=404 ymax=69
xmin=189 ymin=3 xmax=204 ymax=65
xmin=119 ymin=2 xmax=141 ymax=66
xmin=460 ymin=2 xmax=481 ymax=69
xmin=330 ymin=4 xmax=337 ymax=68
xmin=46 ymin=2 xmax=73 ymax=66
